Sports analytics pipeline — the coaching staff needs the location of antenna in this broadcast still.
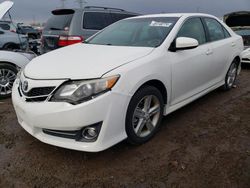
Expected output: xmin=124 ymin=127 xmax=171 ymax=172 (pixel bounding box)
xmin=60 ymin=0 xmax=67 ymax=8
xmin=76 ymin=0 xmax=87 ymax=9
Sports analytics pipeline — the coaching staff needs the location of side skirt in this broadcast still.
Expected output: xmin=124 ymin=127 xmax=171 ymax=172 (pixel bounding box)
xmin=163 ymin=81 xmax=225 ymax=116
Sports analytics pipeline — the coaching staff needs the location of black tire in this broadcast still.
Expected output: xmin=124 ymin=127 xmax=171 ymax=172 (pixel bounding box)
xmin=0 ymin=63 xmax=18 ymax=99
xmin=223 ymin=60 xmax=238 ymax=91
xmin=126 ymin=86 xmax=164 ymax=145
xmin=3 ymin=43 xmax=20 ymax=51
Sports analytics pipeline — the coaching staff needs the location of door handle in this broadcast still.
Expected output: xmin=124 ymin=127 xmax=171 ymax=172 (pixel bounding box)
xmin=206 ymin=49 xmax=213 ymax=55
xmin=231 ymin=42 xmax=236 ymax=47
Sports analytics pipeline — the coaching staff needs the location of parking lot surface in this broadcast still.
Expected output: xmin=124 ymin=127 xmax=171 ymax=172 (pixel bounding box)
xmin=0 ymin=66 xmax=250 ymax=188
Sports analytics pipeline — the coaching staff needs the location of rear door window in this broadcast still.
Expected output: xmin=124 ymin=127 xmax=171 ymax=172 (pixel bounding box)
xmin=223 ymin=27 xmax=231 ymax=38
xmin=203 ymin=18 xmax=226 ymax=42
xmin=44 ymin=10 xmax=74 ymax=31
xmin=83 ymin=12 xmax=112 ymax=30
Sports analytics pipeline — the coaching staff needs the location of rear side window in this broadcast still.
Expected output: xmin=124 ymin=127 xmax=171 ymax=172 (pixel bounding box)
xmin=203 ymin=18 xmax=226 ymax=42
xmin=177 ymin=17 xmax=206 ymax=45
xmin=44 ymin=10 xmax=74 ymax=31
xmin=83 ymin=12 xmax=112 ymax=30
xmin=111 ymin=13 xmax=137 ymax=23
xmin=223 ymin=27 xmax=231 ymax=38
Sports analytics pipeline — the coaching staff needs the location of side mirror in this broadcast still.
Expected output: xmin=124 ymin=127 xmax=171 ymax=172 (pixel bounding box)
xmin=169 ymin=37 xmax=199 ymax=51
xmin=0 ymin=30 xmax=4 ymax=35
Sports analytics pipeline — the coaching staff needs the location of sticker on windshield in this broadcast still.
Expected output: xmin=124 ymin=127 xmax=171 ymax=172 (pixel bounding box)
xmin=149 ymin=21 xmax=173 ymax=27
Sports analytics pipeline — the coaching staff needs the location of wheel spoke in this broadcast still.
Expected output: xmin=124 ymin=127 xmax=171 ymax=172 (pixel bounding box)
xmin=146 ymin=120 xmax=154 ymax=132
xmin=134 ymin=108 xmax=145 ymax=119
xmin=135 ymin=119 xmax=146 ymax=135
xmin=8 ymin=74 xmax=16 ymax=80
xmin=144 ymin=95 xmax=152 ymax=112
xmin=149 ymin=105 xmax=160 ymax=117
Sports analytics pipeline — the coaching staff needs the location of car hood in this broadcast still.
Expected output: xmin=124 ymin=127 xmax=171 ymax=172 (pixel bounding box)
xmin=0 ymin=1 xmax=13 ymax=19
xmin=224 ymin=11 xmax=250 ymax=28
xmin=24 ymin=43 xmax=154 ymax=80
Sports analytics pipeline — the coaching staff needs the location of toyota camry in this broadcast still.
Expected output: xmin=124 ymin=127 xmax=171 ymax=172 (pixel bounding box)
xmin=12 ymin=13 xmax=243 ymax=152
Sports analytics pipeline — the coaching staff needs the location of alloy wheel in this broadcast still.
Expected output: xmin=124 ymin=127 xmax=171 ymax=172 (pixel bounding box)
xmin=0 ymin=68 xmax=16 ymax=96
xmin=132 ymin=95 xmax=161 ymax=138
xmin=227 ymin=63 xmax=237 ymax=88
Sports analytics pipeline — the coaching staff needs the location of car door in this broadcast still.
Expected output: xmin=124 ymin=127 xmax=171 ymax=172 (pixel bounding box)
xmin=0 ymin=29 xmax=4 ymax=47
xmin=202 ymin=17 xmax=234 ymax=83
xmin=170 ymin=17 xmax=214 ymax=105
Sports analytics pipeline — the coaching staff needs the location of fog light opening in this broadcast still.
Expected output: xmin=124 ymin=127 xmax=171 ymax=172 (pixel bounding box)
xmin=82 ymin=127 xmax=98 ymax=140
xmin=78 ymin=122 xmax=102 ymax=142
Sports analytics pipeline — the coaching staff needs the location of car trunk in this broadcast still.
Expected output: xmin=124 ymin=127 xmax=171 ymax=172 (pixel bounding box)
xmin=224 ymin=11 xmax=250 ymax=47
xmin=41 ymin=9 xmax=74 ymax=53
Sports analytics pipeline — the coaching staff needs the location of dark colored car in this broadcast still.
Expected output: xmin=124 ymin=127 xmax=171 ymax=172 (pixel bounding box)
xmin=16 ymin=24 xmax=41 ymax=39
xmin=224 ymin=11 xmax=250 ymax=49
xmin=41 ymin=6 xmax=139 ymax=54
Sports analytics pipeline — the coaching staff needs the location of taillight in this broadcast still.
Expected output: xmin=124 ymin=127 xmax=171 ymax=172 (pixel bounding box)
xmin=58 ymin=35 xmax=83 ymax=47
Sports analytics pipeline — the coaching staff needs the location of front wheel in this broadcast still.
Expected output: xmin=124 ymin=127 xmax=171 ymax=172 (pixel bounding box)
xmin=125 ymin=86 xmax=164 ymax=145
xmin=0 ymin=63 xmax=18 ymax=99
xmin=223 ymin=60 xmax=238 ymax=90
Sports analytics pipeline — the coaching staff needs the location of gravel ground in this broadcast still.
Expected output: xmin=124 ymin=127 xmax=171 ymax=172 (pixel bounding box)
xmin=0 ymin=66 xmax=250 ymax=188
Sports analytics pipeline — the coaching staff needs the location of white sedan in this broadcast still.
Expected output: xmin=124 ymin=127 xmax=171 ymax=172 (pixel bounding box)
xmin=0 ymin=51 xmax=35 ymax=99
xmin=12 ymin=13 xmax=243 ymax=152
xmin=0 ymin=1 xmax=35 ymax=98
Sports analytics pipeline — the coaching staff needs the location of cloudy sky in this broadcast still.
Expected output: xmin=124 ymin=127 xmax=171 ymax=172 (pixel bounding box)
xmin=1 ymin=0 xmax=250 ymax=23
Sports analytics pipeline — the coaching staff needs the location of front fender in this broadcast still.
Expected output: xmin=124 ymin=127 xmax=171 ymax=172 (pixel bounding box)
xmin=104 ymin=51 xmax=172 ymax=104
xmin=0 ymin=51 xmax=32 ymax=68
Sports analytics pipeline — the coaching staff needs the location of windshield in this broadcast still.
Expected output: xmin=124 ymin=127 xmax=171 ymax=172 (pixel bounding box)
xmin=86 ymin=17 xmax=178 ymax=47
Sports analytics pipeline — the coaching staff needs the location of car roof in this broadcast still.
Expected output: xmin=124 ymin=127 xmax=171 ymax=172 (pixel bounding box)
xmin=54 ymin=6 xmax=138 ymax=15
xmin=133 ymin=13 xmax=217 ymax=19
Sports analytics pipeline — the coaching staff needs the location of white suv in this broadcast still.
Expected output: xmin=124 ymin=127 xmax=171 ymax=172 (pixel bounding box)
xmin=12 ymin=13 xmax=243 ymax=152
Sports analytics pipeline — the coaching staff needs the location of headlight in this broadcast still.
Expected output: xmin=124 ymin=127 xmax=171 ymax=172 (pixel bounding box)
xmin=15 ymin=69 xmax=23 ymax=84
xmin=51 ymin=75 xmax=120 ymax=104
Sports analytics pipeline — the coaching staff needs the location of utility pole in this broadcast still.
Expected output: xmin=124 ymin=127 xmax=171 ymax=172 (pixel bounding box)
xmin=76 ymin=0 xmax=87 ymax=9
xmin=60 ymin=0 xmax=67 ymax=8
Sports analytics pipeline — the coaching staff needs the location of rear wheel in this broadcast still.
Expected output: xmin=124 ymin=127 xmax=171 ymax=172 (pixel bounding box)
xmin=223 ymin=60 xmax=238 ymax=90
xmin=3 ymin=43 xmax=20 ymax=51
xmin=0 ymin=63 xmax=18 ymax=99
xmin=126 ymin=86 xmax=164 ymax=145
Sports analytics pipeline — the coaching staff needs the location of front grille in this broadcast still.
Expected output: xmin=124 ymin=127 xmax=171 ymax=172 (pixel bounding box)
xmin=242 ymin=58 xmax=250 ymax=61
xmin=26 ymin=97 xmax=49 ymax=102
xmin=23 ymin=87 xmax=55 ymax=97
xmin=19 ymin=85 xmax=56 ymax=102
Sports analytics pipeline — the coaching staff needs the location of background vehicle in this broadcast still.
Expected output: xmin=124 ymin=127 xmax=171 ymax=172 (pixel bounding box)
xmin=0 ymin=1 xmax=36 ymax=99
xmin=224 ymin=11 xmax=250 ymax=63
xmin=0 ymin=27 xmax=28 ymax=50
xmin=13 ymin=13 xmax=243 ymax=152
xmin=0 ymin=20 xmax=16 ymax=32
xmin=41 ymin=6 xmax=138 ymax=53
xmin=0 ymin=51 xmax=35 ymax=99
xmin=16 ymin=23 xmax=41 ymax=39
